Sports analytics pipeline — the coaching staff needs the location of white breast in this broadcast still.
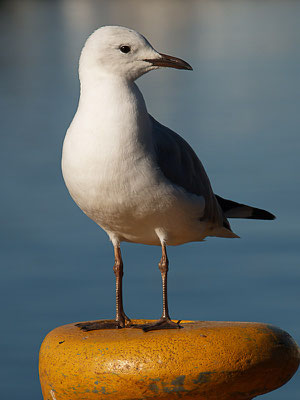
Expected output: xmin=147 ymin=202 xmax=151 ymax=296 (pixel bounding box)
xmin=62 ymin=78 xmax=207 ymax=245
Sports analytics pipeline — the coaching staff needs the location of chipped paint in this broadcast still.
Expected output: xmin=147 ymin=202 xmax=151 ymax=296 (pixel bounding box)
xmin=49 ymin=390 xmax=56 ymax=400
xmin=162 ymin=375 xmax=187 ymax=394
xmin=193 ymin=372 xmax=214 ymax=384
xmin=148 ymin=382 xmax=158 ymax=393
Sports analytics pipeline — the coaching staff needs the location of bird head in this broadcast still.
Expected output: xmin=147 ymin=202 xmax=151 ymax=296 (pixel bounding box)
xmin=79 ymin=26 xmax=192 ymax=82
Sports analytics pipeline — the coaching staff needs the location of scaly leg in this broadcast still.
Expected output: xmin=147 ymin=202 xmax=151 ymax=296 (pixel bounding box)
xmin=113 ymin=246 xmax=131 ymax=326
xmin=137 ymin=243 xmax=182 ymax=332
xmin=76 ymin=245 xmax=131 ymax=331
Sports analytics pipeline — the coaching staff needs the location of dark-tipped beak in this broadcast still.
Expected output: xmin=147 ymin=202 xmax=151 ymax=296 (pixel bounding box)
xmin=144 ymin=52 xmax=193 ymax=71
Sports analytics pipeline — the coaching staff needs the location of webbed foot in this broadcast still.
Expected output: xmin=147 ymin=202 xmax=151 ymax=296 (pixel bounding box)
xmin=132 ymin=318 xmax=183 ymax=332
xmin=76 ymin=316 xmax=131 ymax=331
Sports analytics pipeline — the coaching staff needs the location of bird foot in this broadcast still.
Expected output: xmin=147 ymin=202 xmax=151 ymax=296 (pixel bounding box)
xmin=132 ymin=318 xmax=183 ymax=332
xmin=76 ymin=319 xmax=131 ymax=331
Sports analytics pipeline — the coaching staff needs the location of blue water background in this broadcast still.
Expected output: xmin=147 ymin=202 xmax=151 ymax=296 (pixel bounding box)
xmin=1 ymin=1 xmax=299 ymax=399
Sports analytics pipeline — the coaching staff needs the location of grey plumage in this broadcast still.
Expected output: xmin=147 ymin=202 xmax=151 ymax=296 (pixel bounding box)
xmin=151 ymin=116 xmax=226 ymax=229
xmin=151 ymin=116 xmax=275 ymax=228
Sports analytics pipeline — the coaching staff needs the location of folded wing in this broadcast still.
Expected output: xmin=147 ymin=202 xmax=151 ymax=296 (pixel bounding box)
xmin=150 ymin=115 xmax=227 ymax=229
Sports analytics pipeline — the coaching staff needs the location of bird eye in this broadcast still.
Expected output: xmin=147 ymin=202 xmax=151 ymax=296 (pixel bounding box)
xmin=120 ymin=45 xmax=131 ymax=54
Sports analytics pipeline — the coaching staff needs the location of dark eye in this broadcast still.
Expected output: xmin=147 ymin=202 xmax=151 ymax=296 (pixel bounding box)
xmin=120 ymin=45 xmax=131 ymax=54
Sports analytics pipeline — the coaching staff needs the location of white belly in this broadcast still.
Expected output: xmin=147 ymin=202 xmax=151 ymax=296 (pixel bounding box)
xmin=62 ymin=129 xmax=206 ymax=246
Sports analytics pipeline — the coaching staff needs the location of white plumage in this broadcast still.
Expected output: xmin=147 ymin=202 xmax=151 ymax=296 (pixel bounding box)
xmin=62 ymin=26 xmax=274 ymax=331
xmin=62 ymin=26 xmax=236 ymax=247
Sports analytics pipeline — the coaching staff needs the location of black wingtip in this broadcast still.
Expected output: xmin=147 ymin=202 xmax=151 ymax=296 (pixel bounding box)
xmin=248 ymin=208 xmax=276 ymax=220
xmin=215 ymin=194 xmax=276 ymax=220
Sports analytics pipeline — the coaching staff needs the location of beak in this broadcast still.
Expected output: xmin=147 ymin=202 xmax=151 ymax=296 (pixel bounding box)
xmin=144 ymin=52 xmax=193 ymax=70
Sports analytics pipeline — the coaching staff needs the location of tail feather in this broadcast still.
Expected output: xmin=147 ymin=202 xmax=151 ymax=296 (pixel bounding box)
xmin=215 ymin=195 xmax=276 ymax=220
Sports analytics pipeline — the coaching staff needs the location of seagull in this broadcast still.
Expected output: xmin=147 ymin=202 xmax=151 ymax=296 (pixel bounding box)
xmin=62 ymin=26 xmax=275 ymax=332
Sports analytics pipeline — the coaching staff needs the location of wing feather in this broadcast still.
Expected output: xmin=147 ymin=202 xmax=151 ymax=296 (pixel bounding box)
xmin=150 ymin=115 xmax=226 ymax=228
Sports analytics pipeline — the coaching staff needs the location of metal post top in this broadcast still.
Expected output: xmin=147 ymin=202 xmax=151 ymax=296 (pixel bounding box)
xmin=39 ymin=320 xmax=300 ymax=400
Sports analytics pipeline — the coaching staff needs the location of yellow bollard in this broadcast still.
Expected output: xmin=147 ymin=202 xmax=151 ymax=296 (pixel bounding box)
xmin=39 ymin=320 xmax=300 ymax=400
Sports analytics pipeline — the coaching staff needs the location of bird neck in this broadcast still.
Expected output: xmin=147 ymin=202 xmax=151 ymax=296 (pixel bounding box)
xmin=79 ymin=75 xmax=147 ymax=119
xmin=77 ymin=76 xmax=151 ymax=143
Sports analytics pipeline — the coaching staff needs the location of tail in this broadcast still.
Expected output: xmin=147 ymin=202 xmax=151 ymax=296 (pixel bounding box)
xmin=215 ymin=195 xmax=276 ymax=220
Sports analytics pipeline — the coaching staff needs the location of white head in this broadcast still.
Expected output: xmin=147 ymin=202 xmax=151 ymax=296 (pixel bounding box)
xmin=79 ymin=26 xmax=192 ymax=82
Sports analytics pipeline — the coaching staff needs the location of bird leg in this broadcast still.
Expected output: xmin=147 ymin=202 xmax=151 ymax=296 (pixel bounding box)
xmin=76 ymin=245 xmax=131 ymax=331
xmin=113 ymin=246 xmax=131 ymax=326
xmin=140 ymin=243 xmax=182 ymax=332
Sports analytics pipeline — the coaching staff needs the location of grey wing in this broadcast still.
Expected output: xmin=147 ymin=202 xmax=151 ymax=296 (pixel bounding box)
xmin=150 ymin=115 xmax=229 ymax=229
